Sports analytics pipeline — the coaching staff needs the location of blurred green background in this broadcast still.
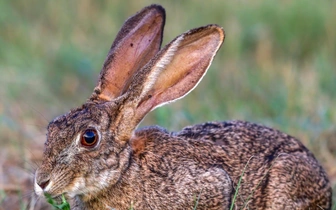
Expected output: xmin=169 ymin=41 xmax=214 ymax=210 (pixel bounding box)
xmin=0 ymin=0 xmax=335 ymax=209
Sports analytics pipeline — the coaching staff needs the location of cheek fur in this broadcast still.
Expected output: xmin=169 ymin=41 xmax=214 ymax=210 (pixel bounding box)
xmin=67 ymin=177 xmax=86 ymax=198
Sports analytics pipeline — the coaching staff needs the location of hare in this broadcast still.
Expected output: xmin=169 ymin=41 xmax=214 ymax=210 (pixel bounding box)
xmin=34 ymin=4 xmax=332 ymax=210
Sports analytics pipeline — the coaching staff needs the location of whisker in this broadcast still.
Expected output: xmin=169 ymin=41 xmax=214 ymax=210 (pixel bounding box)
xmin=27 ymin=193 xmax=38 ymax=210
xmin=24 ymin=103 xmax=49 ymax=124
xmin=26 ymin=190 xmax=50 ymax=210
xmin=22 ymin=123 xmax=47 ymax=129
xmin=25 ymin=148 xmax=43 ymax=167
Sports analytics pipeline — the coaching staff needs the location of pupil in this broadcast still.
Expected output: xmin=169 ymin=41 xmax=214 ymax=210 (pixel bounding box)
xmin=84 ymin=130 xmax=95 ymax=144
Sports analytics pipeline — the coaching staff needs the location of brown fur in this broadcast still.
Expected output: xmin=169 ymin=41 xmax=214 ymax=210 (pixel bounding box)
xmin=34 ymin=4 xmax=332 ymax=210
xmin=130 ymin=133 xmax=147 ymax=156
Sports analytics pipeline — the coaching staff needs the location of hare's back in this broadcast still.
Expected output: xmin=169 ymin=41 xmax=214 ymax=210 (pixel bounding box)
xmin=174 ymin=120 xmax=332 ymax=209
xmin=175 ymin=120 xmax=309 ymax=158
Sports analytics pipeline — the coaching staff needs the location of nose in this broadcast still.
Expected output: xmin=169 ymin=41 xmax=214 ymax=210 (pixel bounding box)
xmin=35 ymin=172 xmax=51 ymax=190
xmin=38 ymin=178 xmax=50 ymax=189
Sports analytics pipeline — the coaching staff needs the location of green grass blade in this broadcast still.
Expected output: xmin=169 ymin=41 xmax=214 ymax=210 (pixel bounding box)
xmin=230 ymin=156 xmax=254 ymax=210
xmin=241 ymin=153 xmax=285 ymax=209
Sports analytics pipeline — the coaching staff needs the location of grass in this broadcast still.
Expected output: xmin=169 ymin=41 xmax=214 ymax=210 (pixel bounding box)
xmin=0 ymin=0 xmax=335 ymax=209
xmin=0 ymin=190 xmax=6 ymax=206
xmin=193 ymin=189 xmax=203 ymax=210
xmin=230 ymin=158 xmax=250 ymax=210
xmin=45 ymin=194 xmax=70 ymax=210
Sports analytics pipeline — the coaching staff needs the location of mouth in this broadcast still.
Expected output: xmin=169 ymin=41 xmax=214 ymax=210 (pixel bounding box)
xmin=44 ymin=192 xmax=62 ymax=199
xmin=44 ymin=192 xmax=60 ymax=201
xmin=34 ymin=173 xmax=86 ymax=200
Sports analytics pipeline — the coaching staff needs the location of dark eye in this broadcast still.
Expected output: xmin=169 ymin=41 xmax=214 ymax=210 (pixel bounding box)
xmin=81 ymin=129 xmax=98 ymax=148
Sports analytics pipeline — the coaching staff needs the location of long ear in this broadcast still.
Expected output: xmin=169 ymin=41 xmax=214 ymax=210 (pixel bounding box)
xmin=125 ymin=25 xmax=224 ymax=126
xmin=90 ymin=5 xmax=165 ymax=102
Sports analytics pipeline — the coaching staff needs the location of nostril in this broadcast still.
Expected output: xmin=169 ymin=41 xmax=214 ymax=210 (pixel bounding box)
xmin=35 ymin=170 xmax=52 ymax=191
xmin=38 ymin=178 xmax=50 ymax=190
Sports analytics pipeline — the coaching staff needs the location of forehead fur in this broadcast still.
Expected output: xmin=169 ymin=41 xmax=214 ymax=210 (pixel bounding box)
xmin=45 ymin=103 xmax=113 ymax=149
xmin=49 ymin=104 xmax=101 ymax=130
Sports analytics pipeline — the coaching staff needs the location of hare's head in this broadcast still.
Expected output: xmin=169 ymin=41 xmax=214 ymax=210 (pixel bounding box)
xmin=35 ymin=4 xmax=224 ymax=200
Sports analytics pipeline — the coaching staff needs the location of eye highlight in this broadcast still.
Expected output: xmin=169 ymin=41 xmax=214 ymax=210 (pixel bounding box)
xmin=80 ymin=128 xmax=99 ymax=148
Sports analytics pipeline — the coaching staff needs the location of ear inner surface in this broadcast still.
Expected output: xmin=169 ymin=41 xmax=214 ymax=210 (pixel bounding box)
xmin=132 ymin=25 xmax=225 ymax=122
xmin=152 ymin=28 xmax=223 ymax=105
xmin=91 ymin=5 xmax=165 ymax=102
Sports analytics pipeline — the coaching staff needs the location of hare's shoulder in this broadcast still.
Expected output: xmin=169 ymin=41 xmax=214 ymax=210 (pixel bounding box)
xmin=130 ymin=127 xmax=233 ymax=209
xmin=130 ymin=125 xmax=227 ymax=163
